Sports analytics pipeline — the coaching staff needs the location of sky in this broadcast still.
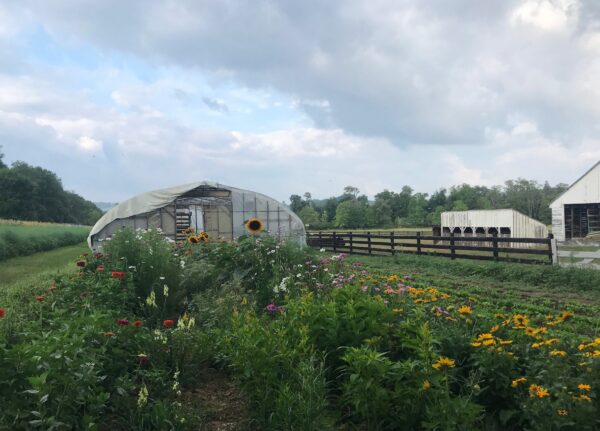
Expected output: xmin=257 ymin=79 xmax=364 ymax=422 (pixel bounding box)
xmin=1 ymin=0 xmax=600 ymax=203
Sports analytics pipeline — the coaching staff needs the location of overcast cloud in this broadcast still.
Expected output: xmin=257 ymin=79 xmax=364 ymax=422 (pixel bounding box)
xmin=1 ymin=0 xmax=599 ymax=202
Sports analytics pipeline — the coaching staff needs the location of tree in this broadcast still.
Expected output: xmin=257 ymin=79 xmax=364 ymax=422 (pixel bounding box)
xmin=452 ymin=200 xmax=469 ymax=211
xmin=405 ymin=193 xmax=429 ymax=227
xmin=343 ymin=186 xmax=360 ymax=200
xmin=289 ymin=194 xmax=306 ymax=214
xmin=0 ymin=145 xmax=6 ymax=169
xmin=334 ymin=200 xmax=366 ymax=228
xmin=298 ymin=205 xmax=320 ymax=226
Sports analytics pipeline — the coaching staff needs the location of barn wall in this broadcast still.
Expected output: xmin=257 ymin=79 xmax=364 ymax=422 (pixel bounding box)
xmin=551 ymin=206 xmax=565 ymax=242
xmin=512 ymin=211 xmax=548 ymax=238
xmin=441 ymin=210 xmax=514 ymax=228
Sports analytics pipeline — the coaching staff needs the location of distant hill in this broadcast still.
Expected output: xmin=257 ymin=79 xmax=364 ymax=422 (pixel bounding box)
xmin=0 ymin=151 xmax=104 ymax=226
xmin=94 ymin=202 xmax=118 ymax=212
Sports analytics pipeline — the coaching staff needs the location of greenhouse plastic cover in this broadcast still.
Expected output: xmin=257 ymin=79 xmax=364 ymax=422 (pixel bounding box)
xmin=88 ymin=181 xmax=304 ymax=247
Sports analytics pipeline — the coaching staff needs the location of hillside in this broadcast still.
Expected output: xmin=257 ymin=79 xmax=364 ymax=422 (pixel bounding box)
xmin=0 ymin=152 xmax=103 ymax=226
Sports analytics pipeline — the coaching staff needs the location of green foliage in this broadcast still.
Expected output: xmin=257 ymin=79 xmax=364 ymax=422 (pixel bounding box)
xmin=0 ymin=161 xmax=102 ymax=225
xmin=0 ymin=222 xmax=90 ymax=261
xmin=335 ymin=200 xmax=367 ymax=228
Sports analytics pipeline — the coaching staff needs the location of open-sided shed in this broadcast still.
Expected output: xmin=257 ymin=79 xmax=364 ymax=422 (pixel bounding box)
xmin=440 ymin=209 xmax=548 ymax=247
xmin=88 ymin=181 xmax=305 ymax=250
xmin=550 ymin=161 xmax=600 ymax=241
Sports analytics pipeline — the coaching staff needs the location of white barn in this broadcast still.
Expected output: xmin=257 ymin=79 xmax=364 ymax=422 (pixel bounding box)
xmin=88 ymin=181 xmax=305 ymax=251
xmin=440 ymin=209 xmax=548 ymax=247
xmin=550 ymin=161 xmax=600 ymax=241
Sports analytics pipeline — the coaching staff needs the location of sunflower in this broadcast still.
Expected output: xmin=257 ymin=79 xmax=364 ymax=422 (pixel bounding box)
xmin=188 ymin=236 xmax=200 ymax=244
xmin=245 ymin=217 xmax=264 ymax=235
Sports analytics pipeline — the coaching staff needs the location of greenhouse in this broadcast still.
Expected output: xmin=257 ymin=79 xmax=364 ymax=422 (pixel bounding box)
xmin=88 ymin=181 xmax=305 ymax=250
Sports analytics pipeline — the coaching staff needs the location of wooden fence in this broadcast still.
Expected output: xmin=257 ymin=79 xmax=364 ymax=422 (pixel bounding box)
xmin=307 ymin=231 xmax=557 ymax=265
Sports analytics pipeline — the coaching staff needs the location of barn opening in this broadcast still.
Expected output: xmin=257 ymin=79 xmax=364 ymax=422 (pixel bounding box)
xmin=475 ymin=227 xmax=486 ymax=236
xmin=564 ymin=204 xmax=600 ymax=239
xmin=488 ymin=227 xmax=498 ymax=236
xmin=500 ymin=227 xmax=511 ymax=237
xmin=452 ymin=227 xmax=462 ymax=236
xmin=463 ymin=227 xmax=473 ymax=237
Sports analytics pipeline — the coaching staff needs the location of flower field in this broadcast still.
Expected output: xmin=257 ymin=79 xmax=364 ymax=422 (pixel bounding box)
xmin=0 ymin=220 xmax=90 ymax=261
xmin=1 ymin=229 xmax=600 ymax=430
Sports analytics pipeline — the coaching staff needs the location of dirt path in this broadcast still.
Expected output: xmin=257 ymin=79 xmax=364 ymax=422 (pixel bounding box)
xmin=182 ymin=368 xmax=249 ymax=431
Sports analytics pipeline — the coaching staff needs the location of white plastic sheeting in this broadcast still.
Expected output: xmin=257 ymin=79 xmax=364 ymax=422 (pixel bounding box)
xmin=88 ymin=181 xmax=305 ymax=249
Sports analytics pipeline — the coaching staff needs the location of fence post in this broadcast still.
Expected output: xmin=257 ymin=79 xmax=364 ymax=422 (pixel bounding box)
xmin=349 ymin=232 xmax=354 ymax=255
xmin=450 ymin=232 xmax=456 ymax=260
xmin=549 ymin=233 xmax=558 ymax=265
xmin=318 ymin=231 xmax=322 ymax=248
xmin=367 ymin=231 xmax=372 ymax=255
xmin=417 ymin=231 xmax=422 ymax=255
xmin=492 ymin=233 xmax=499 ymax=261
xmin=390 ymin=231 xmax=395 ymax=255
xmin=332 ymin=231 xmax=337 ymax=252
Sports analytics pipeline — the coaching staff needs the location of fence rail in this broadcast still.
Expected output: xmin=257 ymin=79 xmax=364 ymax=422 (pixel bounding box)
xmin=307 ymin=231 xmax=556 ymax=265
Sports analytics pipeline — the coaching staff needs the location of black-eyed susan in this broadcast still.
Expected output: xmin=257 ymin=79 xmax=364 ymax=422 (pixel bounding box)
xmin=432 ymin=356 xmax=455 ymax=370
xmin=245 ymin=217 xmax=264 ymax=235
xmin=188 ymin=235 xmax=200 ymax=244
xmin=529 ymin=384 xmax=550 ymax=399
xmin=458 ymin=305 xmax=472 ymax=315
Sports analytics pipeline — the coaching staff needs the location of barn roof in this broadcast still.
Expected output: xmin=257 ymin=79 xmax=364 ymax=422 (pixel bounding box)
xmin=549 ymin=160 xmax=600 ymax=207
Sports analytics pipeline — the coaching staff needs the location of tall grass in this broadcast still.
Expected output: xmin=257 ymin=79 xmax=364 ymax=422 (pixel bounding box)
xmin=0 ymin=222 xmax=90 ymax=261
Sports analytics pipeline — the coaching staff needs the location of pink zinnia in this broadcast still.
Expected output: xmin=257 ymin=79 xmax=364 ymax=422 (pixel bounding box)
xmin=96 ymin=265 xmax=105 ymax=272
xmin=111 ymin=271 xmax=125 ymax=279
xmin=117 ymin=319 xmax=129 ymax=326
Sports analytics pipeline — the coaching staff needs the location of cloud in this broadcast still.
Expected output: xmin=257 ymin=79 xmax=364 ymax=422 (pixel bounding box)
xmin=8 ymin=0 xmax=600 ymax=149
xmin=202 ymin=96 xmax=228 ymax=113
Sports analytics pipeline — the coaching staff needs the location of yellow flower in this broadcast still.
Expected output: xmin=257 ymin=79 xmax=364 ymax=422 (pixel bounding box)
xmin=458 ymin=305 xmax=472 ymax=315
xmin=550 ymin=350 xmax=567 ymax=357
xmin=499 ymin=340 xmax=513 ymax=345
xmin=578 ymin=384 xmax=591 ymax=392
xmin=471 ymin=342 xmax=482 ymax=347
xmin=557 ymin=409 xmax=568 ymax=416
xmin=576 ymin=394 xmax=592 ymax=402
xmin=529 ymin=384 xmax=550 ymax=398
xmin=513 ymin=314 xmax=529 ymax=328
xmin=490 ymin=325 xmax=500 ymax=333
xmin=392 ymin=308 xmax=402 ymax=313
xmin=511 ymin=377 xmax=527 ymax=388
xmin=483 ymin=339 xmax=496 ymax=346
xmin=432 ymin=356 xmax=456 ymax=370
xmin=422 ymin=380 xmax=431 ymax=390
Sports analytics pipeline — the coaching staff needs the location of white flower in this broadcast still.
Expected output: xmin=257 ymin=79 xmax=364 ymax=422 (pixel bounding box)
xmin=320 ymin=248 xmax=326 ymax=252
xmin=163 ymin=285 xmax=169 ymax=297
xmin=296 ymin=273 xmax=302 ymax=278
xmin=324 ymin=268 xmax=328 ymax=272
xmin=180 ymin=260 xmax=185 ymax=269
xmin=159 ymin=276 xmax=165 ymax=280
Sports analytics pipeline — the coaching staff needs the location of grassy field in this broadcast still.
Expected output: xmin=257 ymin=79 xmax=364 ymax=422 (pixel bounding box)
xmin=0 ymin=219 xmax=90 ymax=261
xmin=0 ymin=242 xmax=89 ymax=287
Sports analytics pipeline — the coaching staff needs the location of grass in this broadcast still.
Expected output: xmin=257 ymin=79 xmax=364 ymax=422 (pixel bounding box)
xmin=0 ymin=242 xmax=89 ymax=288
xmin=0 ymin=221 xmax=90 ymax=261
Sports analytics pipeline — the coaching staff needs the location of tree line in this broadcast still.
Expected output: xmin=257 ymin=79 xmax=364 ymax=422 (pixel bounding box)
xmin=290 ymin=180 xmax=568 ymax=230
xmin=0 ymin=147 xmax=104 ymax=225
